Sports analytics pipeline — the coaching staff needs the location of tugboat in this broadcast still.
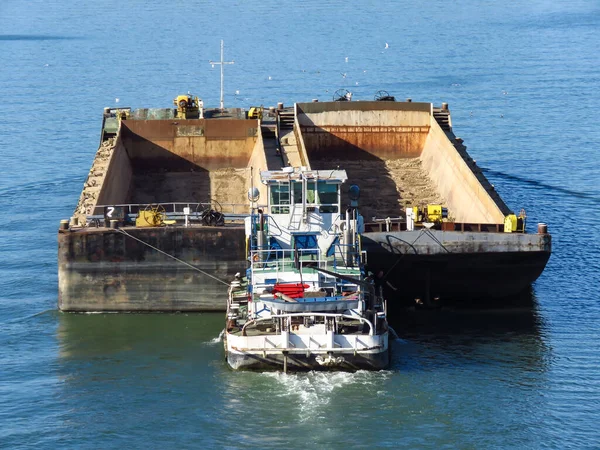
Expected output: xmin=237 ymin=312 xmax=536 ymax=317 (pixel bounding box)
xmin=224 ymin=167 xmax=389 ymax=371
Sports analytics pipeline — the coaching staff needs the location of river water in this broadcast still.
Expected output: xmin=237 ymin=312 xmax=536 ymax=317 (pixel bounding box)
xmin=1 ymin=0 xmax=599 ymax=448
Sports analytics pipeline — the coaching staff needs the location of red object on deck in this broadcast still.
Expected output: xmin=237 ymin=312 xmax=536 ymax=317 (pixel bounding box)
xmin=272 ymin=283 xmax=308 ymax=298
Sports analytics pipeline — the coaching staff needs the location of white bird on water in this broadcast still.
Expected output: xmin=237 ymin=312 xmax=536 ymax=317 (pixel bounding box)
xmin=385 ymin=42 xmax=389 ymax=49
xmin=345 ymin=56 xmax=349 ymax=63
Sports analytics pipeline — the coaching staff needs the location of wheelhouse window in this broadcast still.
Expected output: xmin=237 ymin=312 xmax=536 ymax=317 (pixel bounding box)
xmin=270 ymin=183 xmax=290 ymax=214
xmin=293 ymin=181 xmax=316 ymax=204
xmin=272 ymin=180 xmax=339 ymax=213
xmin=317 ymin=182 xmax=339 ymax=213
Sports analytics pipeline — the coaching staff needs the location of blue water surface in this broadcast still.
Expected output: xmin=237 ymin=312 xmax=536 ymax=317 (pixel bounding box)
xmin=1 ymin=0 xmax=599 ymax=448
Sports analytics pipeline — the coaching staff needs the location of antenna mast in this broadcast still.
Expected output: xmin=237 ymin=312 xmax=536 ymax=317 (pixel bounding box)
xmin=209 ymin=40 xmax=234 ymax=111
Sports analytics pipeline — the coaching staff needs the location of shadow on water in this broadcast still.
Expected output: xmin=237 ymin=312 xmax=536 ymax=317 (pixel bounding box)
xmin=390 ymin=287 xmax=544 ymax=335
xmin=388 ymin=289 xmax=552 ymax=375
xmin=482 ymin=167 xmax=600 ymax=205
xmin=56 ymin=312 xmax=225 ymax=360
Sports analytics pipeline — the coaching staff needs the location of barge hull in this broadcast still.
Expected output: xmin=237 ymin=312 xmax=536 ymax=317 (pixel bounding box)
xmin=58 ymin=226 xmax=246 ymax=312
xmin=362 ymin=230 xmax=551 ymax=307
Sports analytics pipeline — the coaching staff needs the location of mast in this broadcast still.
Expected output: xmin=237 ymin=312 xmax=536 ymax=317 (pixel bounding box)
xmin=209 ymin=40 xmax=234 ymax=111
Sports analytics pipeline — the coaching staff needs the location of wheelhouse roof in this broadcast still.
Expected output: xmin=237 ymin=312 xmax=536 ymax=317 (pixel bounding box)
xmin=260 ymin=168 xmax=348 ymax=184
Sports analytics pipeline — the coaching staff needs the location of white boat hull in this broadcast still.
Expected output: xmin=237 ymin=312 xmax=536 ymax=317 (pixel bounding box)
xmin=225 ymin=331 xmax=389 ymax=371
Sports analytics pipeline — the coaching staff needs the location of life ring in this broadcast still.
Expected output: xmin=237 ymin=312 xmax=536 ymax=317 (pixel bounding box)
xmin=252 ymin=253 xmax=259 ymax=262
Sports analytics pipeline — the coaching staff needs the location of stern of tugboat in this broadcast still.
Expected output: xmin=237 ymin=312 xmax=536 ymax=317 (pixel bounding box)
xmin=225 ymin=312 xmax=389 ymax=372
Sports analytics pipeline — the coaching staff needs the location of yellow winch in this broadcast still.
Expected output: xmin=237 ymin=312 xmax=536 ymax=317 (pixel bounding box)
xmin=136 ymin=205 xmax=176 ymax=227
xmin=248 ymin=106 xmax=264 ymax=120
xmin=410 ymin=204 xmax=448 ymax=224
xmin=173 ymin=94 xmax=202 ymax=119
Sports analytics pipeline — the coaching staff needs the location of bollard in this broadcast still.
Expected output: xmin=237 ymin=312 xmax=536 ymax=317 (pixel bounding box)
xmin=109 ymin=219 xmax=119 ymax=229
xmin=277 ymin=102 xmax=284 ymax=110
xmin=442 ymin=102 xmax=449 ymax=111
xmin=537 ymin=223 xmax=548 ymax=234
xmin=59 ymin=219 xmax=69 ymax=231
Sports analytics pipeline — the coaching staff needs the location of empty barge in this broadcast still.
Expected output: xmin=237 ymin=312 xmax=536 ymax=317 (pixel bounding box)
xmin=58 ymin=96 xmax=551 ymax=312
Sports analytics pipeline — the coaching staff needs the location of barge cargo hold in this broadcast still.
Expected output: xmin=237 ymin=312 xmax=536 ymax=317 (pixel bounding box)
xmin=58 ymin=98 xmax=551 ymax=312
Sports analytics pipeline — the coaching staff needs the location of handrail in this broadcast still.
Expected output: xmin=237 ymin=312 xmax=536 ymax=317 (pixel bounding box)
xmin=251 ymin=248 xmax=330 ymax=269
xmin=249 ymin=246 xmax=361 ymax=274
xmin=266 ymin=215 xmax=286 ymax=237
xmin=249 ymin=247 xmax=359 ymax=264
xmin=326 ymin=214 xmax=342 ymax=235
xmin=249 ymin=247 xmax=362 ymax=297
xmin=93 ymin=202 xmax=266 ymax=216
xmin=242 ymin=313 xmax=374 ymax=336
xmin=253 ymin=213 xmax=342 ymax=239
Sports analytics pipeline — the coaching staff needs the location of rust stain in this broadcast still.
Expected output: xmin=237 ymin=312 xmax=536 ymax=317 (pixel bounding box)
xmin=300 ymin=125 xmax=429 ymax=159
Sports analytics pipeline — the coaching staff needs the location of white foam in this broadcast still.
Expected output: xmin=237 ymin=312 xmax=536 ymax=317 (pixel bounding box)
xmin=206 ymin=328 xmax=225 ymax=345
xmin=260 ymin=370 xmax=391 ymax=421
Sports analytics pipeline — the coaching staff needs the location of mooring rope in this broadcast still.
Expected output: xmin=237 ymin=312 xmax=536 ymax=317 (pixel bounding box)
xmin=382 ymin=227 xmax=450 ymax=280
xmin=116 ymin=228 xmax=230 ymax=286
xmin=423 ymin=228 xmax=451 ymax=253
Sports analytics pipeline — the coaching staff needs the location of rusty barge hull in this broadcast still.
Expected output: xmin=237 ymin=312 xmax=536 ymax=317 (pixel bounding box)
xmin=58 ymin=226 xmax=246 ymax=312
xmin=361 ymin=230 xmax=551 ymax=307
xmin=58 ymin=100 xmax=551 ymax=312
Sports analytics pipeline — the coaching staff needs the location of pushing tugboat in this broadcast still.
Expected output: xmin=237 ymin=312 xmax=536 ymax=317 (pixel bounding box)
xmin=224 ymin=167 xmax=389 ymax=371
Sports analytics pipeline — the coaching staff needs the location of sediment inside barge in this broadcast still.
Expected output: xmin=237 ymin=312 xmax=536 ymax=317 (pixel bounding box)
xmin=309 ymin=158 xmax=445 ymax=221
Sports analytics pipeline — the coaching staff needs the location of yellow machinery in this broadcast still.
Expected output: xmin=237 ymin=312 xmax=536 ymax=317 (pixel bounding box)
xmin=248 ymin=106 xmax=263 ymax=120
xmin=114 ymin=108 xmax=130 ymax=120
xmin=173 ymin=94 xmax=201 ymax=119
xmin=410 ymin=204 xmax=448 ymax=224
xmin=136 ymin=205 xmax=176 ymax=227
xmin=504 ymin=209 xmax=526 ymax=233
xmin=425 ymin=204 xmax=446 ymax=223
xmin=504 ymin=214 xmax=518 ymax=233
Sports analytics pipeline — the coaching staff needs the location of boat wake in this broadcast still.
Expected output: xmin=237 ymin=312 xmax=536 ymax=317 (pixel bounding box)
xmin=260 ymin=370 xmax=391 ymax=422
xmin=206 ymin=328 xmax=225 ymax=345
